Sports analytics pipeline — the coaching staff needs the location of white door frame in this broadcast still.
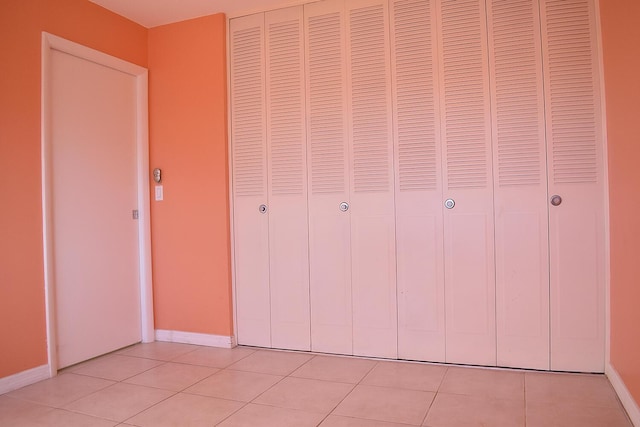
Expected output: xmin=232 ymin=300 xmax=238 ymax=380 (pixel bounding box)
xmin=41 ymin=32 xmax=154 ymax=376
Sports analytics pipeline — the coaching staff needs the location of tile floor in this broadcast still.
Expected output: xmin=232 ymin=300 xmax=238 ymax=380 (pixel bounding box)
xmin=0 ymin=342 xmax=633 ymax=426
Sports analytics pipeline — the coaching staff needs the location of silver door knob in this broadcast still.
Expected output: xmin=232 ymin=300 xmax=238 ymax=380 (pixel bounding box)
xmin=550 ymin=195 xmax=562 ymax=207
xmin=259 ymin=204 xmax=268 ymax=213
xmin=444 ymin=199 xmax=455 ymax=209
xmin=339 ymin=202 xmax=349 ymax=212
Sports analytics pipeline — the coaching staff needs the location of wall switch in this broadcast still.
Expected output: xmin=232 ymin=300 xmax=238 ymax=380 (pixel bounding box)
xmin=155 ymin=185 xmax=163 ymax=201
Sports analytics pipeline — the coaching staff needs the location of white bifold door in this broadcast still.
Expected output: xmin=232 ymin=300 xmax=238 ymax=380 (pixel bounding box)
xmin=232 ymin=0 xmax=398 ymax=359
xmin=231 ymin=0 xmax=606 ymax=373
xmin=231 ymin=9 xmax=311 ymax=351
xmin=306 ymin=0 xmax=398 ymax=358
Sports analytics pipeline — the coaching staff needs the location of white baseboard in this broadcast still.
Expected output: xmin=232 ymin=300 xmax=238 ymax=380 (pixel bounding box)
xmin=606 ymin=363 xmax=640 ymax=426
xmin=0 ymin=365 xmax=50 ymax=395
xmin=155 ymin=330 xmax=236 ymax=348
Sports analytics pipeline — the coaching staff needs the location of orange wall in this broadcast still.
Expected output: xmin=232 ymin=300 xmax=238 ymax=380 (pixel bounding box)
xmin=600 ymin=0 xmax=640 ymax=406
xmin=148 ymin=14 xmax=233 ymax=336
xmin=0 ymin=1 xmax=147 ymax=378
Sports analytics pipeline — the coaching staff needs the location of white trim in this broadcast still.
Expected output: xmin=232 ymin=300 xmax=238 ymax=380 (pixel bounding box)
xmin=226 ymin=15 xmax=240 ymax=347
xmin=135 ymin=71 xmax=155 ymax=344
xmin=227 ymin=0 xmax=308 ymax=19
xmin=606 ymin=364 xmax=640 ymax=426
xmin=155 ymin=330 xmax=236 ymax=348
xmin=41 ymin=32 xmax=154 ymax=376
xmin=593 ymin=0 xmax=612 ymax=371
xmin=0 ymin=365 xmax=50 ymax=395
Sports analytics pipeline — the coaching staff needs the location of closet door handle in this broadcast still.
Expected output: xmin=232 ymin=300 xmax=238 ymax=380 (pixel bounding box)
xmin=444 ymin=199 xmax=455 ymax=209
xmin=259 ymin=204 xmax=268 ymax=214
xmin=339 ymin=202 xmax=349 ymax=212
xmin=550 ymin=195 xmax=562 ymax=207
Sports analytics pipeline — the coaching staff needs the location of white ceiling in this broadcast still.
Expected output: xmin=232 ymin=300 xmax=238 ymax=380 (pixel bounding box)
xmin=89 ymin=0 xmax=289 ymax=28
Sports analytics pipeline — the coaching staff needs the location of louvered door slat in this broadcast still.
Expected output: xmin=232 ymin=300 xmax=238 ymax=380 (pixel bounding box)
xmin=438 ymin=0 xmax=496 ymax=366
xmin=230 ymin=14 xmax=271 ymax=348
xmin=391 ymin=0 xmax=445 ymax=362
xmin=542 ymin=0 xmax=605 ymax=373
xmin=346 ymin=0 xmax=397 ymax=359
xmin=488 ymin=0 xmax=549 ymax=370
xmin=265 ymin=6 xmax=310 ymax=351
xmin=305 ymin=0 xmax=353 ymax=355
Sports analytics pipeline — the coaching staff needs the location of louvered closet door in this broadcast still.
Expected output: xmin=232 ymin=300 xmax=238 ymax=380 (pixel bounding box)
xmin=265 ymin=6 xmax=310 ymax=351
xmin=541 ymin=0 xmax=605 ymax=373
xmin=487 ymin=0 xmax=550 ymax=370
xmin=437 ymin=0 xmax=496 ymax=366
xmin=390 ymin=0 xmax=445 ymax=362
xmin=346 ymin=0 xmax=397 ymax=359
xmin=305 ymin=0 xmax=353 ymax=355
xmin=230 ymin=14 xmax=270 ymax=347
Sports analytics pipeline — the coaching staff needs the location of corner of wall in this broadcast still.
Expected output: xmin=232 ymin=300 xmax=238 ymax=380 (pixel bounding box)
xmin=606 ymin=363 xmax=640 ymax=426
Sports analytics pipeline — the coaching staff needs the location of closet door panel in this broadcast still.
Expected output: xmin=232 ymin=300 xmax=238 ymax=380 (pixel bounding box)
xmin=390 ymin=0 xmax=445 ymax=362
xmin=346 ymin=0 xmax=397 ymax=359
xmin=541 ymin=0 xmax=605 ymax=372
xmin=305 ymin=0 xmax=353 ymax=355
xmin=265 ymin=7 xmax=310 ymax=351
xmin=230 ymin=14 xmax=271 ymax=347
xmin=487 ymin=0 xmax=550 ymax=370
xmin=437 ymin=0 xmax=496 ymax=366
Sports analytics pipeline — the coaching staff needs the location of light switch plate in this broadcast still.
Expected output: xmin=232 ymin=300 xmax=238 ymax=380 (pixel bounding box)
xmin=155 ymin=185 xmax=163 ymax=201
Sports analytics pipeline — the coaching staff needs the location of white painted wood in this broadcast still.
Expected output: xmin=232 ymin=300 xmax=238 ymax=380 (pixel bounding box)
xmin=155 ymin=330 xmax=236 ymax=348
xmin=541 ymin=0 xmax=606 ymax=373
xmin=230 ymin=13 xmax=271 ymax=348
xmin=265 ymin=6 xmax=311 ymax=351
xmin=46 ymin=44 xmax=142 ymax=370
xmin=390 ymin=0 xmax=445 ymax=363
xmin=227 ymin=0 xmax=607 ymax=374
xmin=593 ymin=0 xmax=612 ymax=373
xmin=42 ymin=32 xmax=153 ymax=376
xmin=345 ymin=0 xmax=397 ymax=359
xmin=0 ymin=365 xmax=50 ymax=395
xmin=305 ymin=0 xmax=353 ymax=355
xmin=487 ymin=0 xmax=550 ymax=370
xmin=437 ymin=0 xmax=496 ymax=366
xmin=606 ymin=364 xmax=640 ymax=427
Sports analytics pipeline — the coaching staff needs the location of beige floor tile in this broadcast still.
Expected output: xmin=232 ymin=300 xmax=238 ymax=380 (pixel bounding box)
xmin=424 ymin=393 xmax=524 ymax=427
xmin=123 ymin=362 xmax=218 ymax=391
xmin=333 ymin=384 xmax=435 ymax=425
xmin=362 ymin=361 xmax=447 ymax=392
xmin=525 ymin=372 xmax=621 ymax=408
xmin=2 ymin=343 xmax=628 ymax=427
xmin=227 ymin=350 xmax=313 ymax=376
xmin=526 ymin=400 xmax=632 ymax=427
xmin=254 ymin=376 xmax=354 ymax=414
xmin=439 ymin=367 xmax=524 ymax=401
xmin=125 ymin=392 xmax=243 ymax=427
xmin=7 ymin=373 xmax=115 ymax=407
xmin=66 ymin=355 xmax=164 ymax=381
xmin=0 ymin=395 xmax=53 ymax=425
xmin=63 ymin=382 xmax=174 ymax=422
xmin=116 ymin=342 xmax=198 ymax=361
xmin=217 ymin=403 xmax=326 ymax=427
xmin=291 ymin=355 xmax=377 ymax=384
xmin=172 ymin=346 xmax=256 ymax=368
xmin=321 ymin=414 xmax=419 ymax=426
xmin=184 ymin=369 xmax=282 ymax=402
xmin=23 ymin=408 xmax=119 ymax=427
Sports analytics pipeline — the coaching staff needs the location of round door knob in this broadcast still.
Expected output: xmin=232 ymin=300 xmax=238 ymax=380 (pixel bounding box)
xmin=258 ymin=204 xmax=268 ymax=213
xmin=444 ymin=198 xmax=455 ymax=209
xmin=550 ymin=195 xmax=562 ymax=207
xmin=339 ymin=202 xmax=349 ymax=212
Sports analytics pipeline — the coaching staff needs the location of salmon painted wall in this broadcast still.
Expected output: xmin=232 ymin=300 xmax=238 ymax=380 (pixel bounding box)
xmin=0 ymin=0 xmax=147 ymax=378
xmin=600 ymin=0 xmax=640 ymax=406
xmin=148 ymin=14 xmax=233 ymax=336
